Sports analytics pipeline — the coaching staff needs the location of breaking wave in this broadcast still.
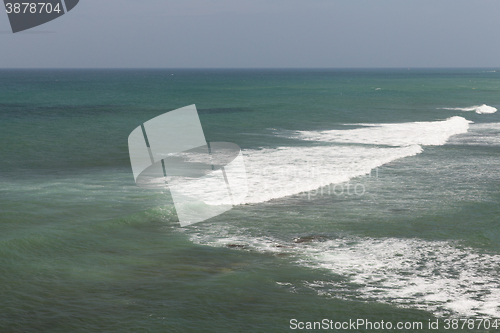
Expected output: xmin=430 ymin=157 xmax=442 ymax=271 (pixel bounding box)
xmin=440 ymin=104 xmax=497 ymax=114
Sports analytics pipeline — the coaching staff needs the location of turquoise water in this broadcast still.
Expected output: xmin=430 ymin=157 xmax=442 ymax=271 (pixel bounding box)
xmin=1 ymin=69 xmax=499 ymax=332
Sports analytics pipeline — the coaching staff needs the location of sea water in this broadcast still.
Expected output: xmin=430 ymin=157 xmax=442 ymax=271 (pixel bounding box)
xmin=0 ymin=69 xmax=499 ymax=332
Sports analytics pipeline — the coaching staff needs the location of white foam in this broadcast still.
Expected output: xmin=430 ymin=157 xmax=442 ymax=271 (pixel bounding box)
xmin=172 ymin=117 xmax=471 ymax=206
xmin=159 ymin=145 xmax=421 ymax=206
xmin=298 ymin=238 xmax=500 ymax=317
xmin=441 ymin=104 xmax=497 ymax=114
xmin=241 ymin=145 xmax=422 ymax=204
xmin=235 ymin=117 xmax=471 ymax=204
xmin=286 ymin=117 xmax=471 ymax=147
xmin=187 ymin=226 xmax=500 ymax=318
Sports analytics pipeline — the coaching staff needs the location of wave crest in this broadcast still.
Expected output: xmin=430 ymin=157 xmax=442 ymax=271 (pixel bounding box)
xmin=285 ymin=116 xmax=471 ymax=147
xmin=440 ymin=104 xmax=497 ymax=114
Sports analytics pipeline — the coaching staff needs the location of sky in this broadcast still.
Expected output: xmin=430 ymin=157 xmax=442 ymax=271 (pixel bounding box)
xmin=1 ymin=0 xmax=500 ymax=68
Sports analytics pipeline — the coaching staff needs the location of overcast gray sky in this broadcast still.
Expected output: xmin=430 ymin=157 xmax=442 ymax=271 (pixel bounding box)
xmin=1 ymin=0 xmax=499 ymax=68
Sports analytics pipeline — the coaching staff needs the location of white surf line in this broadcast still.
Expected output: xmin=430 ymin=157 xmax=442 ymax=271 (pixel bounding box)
xmin=440 ymin=105 xmax=497 ymax=114
xmin=187 ymin=225 xmax=500 ymax=318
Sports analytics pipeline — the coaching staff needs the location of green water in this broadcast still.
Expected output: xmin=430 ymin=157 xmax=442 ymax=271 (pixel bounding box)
xmin=1 ymin=69 xmax=499 ymax=332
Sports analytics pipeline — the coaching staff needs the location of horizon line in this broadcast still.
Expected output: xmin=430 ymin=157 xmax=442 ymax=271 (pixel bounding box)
xmin=0 ymin=67 xmax=499 ymax=70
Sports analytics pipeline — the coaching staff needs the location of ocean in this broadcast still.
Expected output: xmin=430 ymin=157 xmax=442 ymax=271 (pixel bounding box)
xmin=0 ymin=69 xmax=499 ymax=332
